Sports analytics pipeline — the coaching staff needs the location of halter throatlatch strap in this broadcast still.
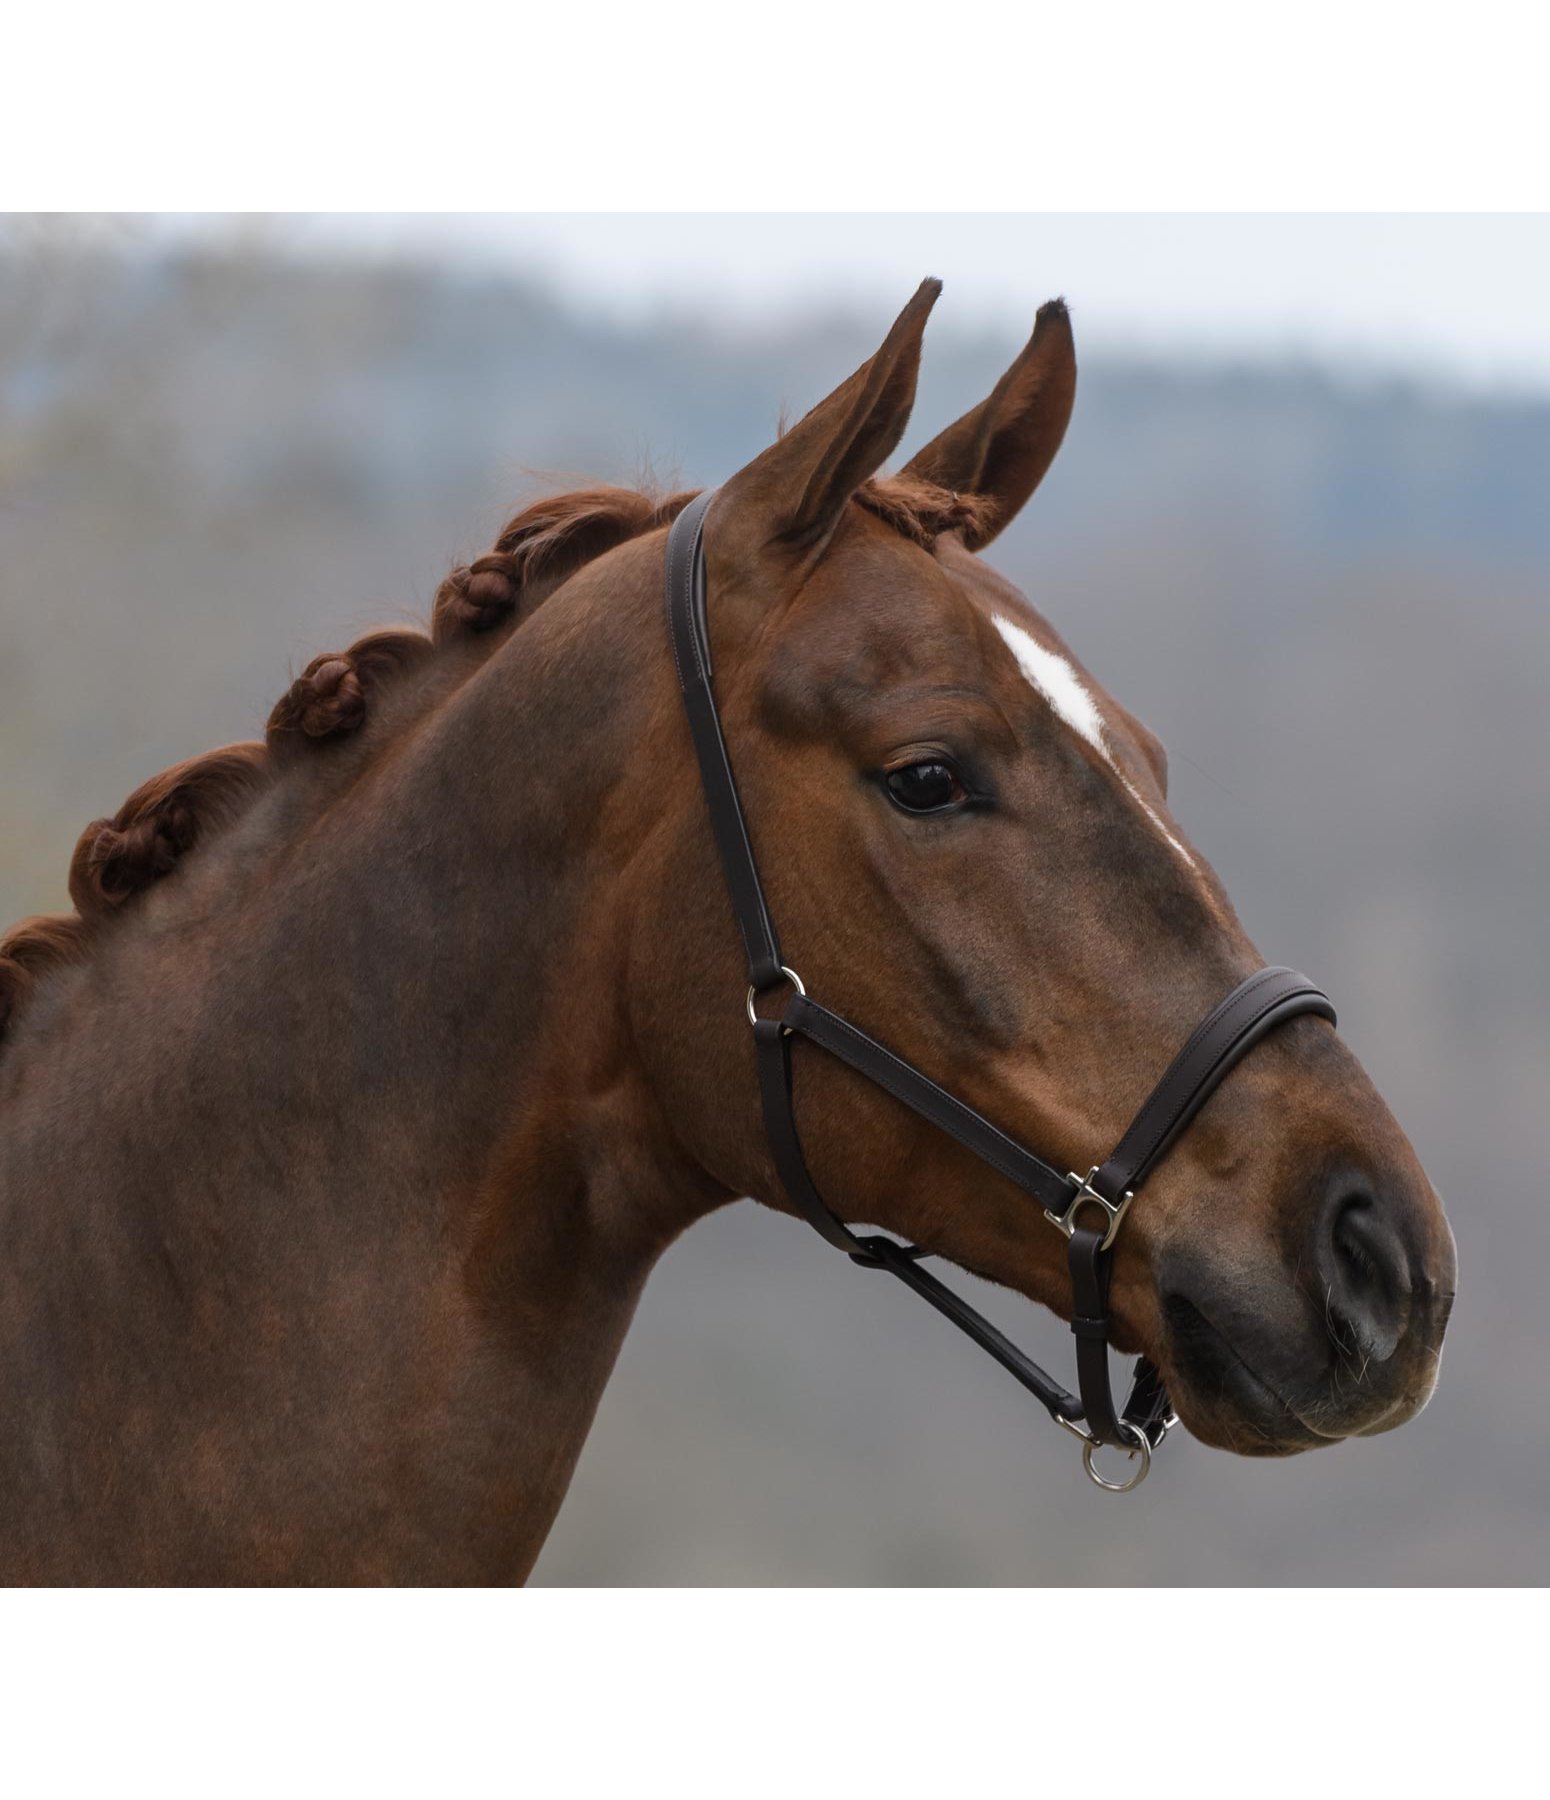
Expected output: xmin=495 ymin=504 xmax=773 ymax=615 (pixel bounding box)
xmin=665 ymin=488 xmax=1336 ymax=1490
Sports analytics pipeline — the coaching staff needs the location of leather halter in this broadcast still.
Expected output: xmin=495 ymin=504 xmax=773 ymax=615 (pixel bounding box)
xmin=665 ymin=488 xmax=1336 ymax=1491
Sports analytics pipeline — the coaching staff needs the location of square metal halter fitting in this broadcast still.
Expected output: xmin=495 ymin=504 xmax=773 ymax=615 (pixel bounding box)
xmin=1045 ymin=1167 xmax=1135 ymax=1253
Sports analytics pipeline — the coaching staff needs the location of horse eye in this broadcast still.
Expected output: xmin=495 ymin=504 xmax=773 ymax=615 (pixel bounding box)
xmin=885 ymin=759 xmax=965 ymax=814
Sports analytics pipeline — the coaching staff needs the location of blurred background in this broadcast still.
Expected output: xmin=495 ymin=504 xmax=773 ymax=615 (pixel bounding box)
xmin=1 ymin=214 xmax=1545 ymax=1583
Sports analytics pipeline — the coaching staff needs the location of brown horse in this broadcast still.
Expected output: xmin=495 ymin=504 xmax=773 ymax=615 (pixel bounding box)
xmin=0 ymin=282 xmax=1456 ymax=1583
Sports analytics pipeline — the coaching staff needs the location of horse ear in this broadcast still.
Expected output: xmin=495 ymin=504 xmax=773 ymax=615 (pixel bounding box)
xmin=716 ymin=278 xmax=941 ymax=569
xmin=903 ymin=297 xmax=1076 ymax=551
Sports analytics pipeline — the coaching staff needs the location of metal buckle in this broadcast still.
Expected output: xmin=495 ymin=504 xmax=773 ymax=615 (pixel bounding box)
xmin=1044 ymin=1167 xmax=1135 ymax=1253
xmin=745 ymin=964 xmax=806 ymax=1030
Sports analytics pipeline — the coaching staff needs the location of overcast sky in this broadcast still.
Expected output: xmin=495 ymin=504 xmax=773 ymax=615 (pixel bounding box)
xmin=147 ymin=213 xmax=1550 ymax=396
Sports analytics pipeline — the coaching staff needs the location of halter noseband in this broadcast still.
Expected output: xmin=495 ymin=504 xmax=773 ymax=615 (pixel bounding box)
xmin=665 ymin=489 xmax=1335 ymax=1491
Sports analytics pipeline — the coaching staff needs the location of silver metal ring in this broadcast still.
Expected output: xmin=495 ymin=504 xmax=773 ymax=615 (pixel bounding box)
xmin=745 ymin=964 xmax=806 ymax=1028
xmin=1081 ymin=1417 xmax=1153 ymax=1493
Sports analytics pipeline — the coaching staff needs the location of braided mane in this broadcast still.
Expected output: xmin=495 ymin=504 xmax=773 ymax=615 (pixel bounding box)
xmin=0 ymin=473 xmax=982 ymax=1046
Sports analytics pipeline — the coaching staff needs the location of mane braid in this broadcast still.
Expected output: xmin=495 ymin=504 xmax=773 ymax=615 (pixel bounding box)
xmin=0 ymin=914 xmax=91 ymax=1036
xmin=268 ymin=630 xmax=435 ymax=749
xmin=68 ymin=743 xmax=270 ymax=919
xmin=0 ymin=472 xmax=977 ymax=1048
xmin=431 ymin=485 xmax=699 ymax=643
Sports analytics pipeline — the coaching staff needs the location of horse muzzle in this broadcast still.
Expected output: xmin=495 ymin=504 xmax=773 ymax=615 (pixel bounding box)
xmin=1156 ymin=1167 xmax=1458 ymax=1455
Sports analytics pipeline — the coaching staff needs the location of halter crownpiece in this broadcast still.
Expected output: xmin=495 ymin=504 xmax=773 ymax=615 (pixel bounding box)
xmin=665 ymin=488 xmax=1335 ymax=1492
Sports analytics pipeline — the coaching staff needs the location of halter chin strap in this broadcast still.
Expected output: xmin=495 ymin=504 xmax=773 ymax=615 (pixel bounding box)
xmin=666 ymin=488 xmax=1336 ymax=1491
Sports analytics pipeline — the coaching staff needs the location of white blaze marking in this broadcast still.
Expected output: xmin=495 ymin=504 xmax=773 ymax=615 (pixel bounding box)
xmin=991 ymin=613 xmax=1196 ymax=870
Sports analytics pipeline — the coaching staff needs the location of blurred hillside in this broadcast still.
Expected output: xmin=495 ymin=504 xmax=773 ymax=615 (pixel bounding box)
xmin=2 ymin=237 xmax=1546 ymax=1583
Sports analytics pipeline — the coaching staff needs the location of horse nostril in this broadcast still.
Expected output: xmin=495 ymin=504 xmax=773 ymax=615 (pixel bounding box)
xmin=1316 ymin=1187 xmax=1409 ymax=1366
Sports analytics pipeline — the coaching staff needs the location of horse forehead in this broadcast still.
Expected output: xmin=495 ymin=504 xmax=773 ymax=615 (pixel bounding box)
xmin=784 ymin=529 xmax=990 ymax=678
xmin=943 ymin=550 xmax=1200 ymax=873
xmin=789 ymin=530 xmax=1103 ymax=729
xmin=942 ymin=547 xmax=1114 ymax=727
xmin=790 ymin=534 xmax=1076 ymax=704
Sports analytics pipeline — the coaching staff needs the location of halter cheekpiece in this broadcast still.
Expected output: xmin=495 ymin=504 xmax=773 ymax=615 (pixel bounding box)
xmin=666 ymin=488 xmax=1335 ymax=1491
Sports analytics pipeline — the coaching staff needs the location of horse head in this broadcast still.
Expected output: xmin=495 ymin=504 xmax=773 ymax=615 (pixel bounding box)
xmin=629 ymin=281 xmax=1456 ymax=1457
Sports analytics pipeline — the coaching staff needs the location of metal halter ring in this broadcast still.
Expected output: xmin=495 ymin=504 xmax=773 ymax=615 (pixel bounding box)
xmin=1045 ymin=1167 xmax=1136 ymax=1253
xmin=1082 ymin=1417 xmax=1153 ymax=1493
xmin=746 ymin=965 xmax=806 ymax=1030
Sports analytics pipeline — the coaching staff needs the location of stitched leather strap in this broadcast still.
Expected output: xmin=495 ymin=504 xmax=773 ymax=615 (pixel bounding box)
xmin=858 ymin=1235 xmax=1079 ymax=1417
xmin=665 ymin=490 xmax=1336 ymax=1461
xmin=1090 ymin=966 xmax=1336 ymax=1204
xmin=783 ymin=993 xmax=1074 ymax=1216
xmin=753 ymin=1016 xmax=874 ymax=1257
xmin=1068 ymin=1225 xmax=1122 ymax=1444
xmin=666 ymin=489 xmax=784 ymax=989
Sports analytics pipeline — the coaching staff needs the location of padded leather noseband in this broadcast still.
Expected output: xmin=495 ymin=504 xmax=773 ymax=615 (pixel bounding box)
xmin=666 ymin=487 xmax=1335 ymax=1489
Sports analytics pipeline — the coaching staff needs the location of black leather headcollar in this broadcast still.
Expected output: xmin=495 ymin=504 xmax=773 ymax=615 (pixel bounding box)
xmin=665 ymin=487 xmax=1335 ymax=1490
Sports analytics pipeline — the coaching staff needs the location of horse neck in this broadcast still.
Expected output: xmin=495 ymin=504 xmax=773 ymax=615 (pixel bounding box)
xmin=0 ymin=536 xmax=718 ymax=1582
